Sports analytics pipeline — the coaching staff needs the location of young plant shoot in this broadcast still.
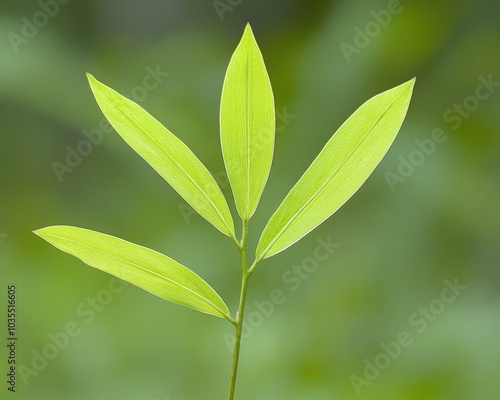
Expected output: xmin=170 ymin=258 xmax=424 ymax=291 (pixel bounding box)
xmin=34 ymin=24 xmax=414 ymax=399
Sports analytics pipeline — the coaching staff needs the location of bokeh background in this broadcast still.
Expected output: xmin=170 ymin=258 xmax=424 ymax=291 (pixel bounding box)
xmin=1 ymin=0 xmax=499 ymax=399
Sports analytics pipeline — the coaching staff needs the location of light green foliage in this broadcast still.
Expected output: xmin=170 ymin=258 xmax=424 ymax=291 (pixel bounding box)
xmin=34 ymin=226 xmax=232 ymax=320
xmin=87 ymin=74 xmax=235 ymax=238
xmin=256 ymin=79 xmax=415 ymax=259
xmin=220 ymin=24 xmax=275 ymax=220
xmin=35 ymin=25 xmax=414 ymax=400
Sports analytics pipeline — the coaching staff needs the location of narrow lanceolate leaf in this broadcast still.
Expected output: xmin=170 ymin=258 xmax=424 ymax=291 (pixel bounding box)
xmin=34 ymin=226 xmax=231 ymax=320
xmin=87 ymin=74 xmax=235 ymax=239
xmin=220 ymin=24 xmax=275 ymax=220
xmin=257 ymin=79 xmax=415 ymax=260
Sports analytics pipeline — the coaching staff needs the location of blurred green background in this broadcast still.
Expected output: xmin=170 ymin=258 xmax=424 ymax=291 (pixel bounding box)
xmin=1 ymin=0 xmax=499 ymax=399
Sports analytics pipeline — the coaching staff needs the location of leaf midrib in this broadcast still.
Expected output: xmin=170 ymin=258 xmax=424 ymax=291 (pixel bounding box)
xmin=260 ymin=93 xmax=404 ymax=258
xmin=244 ymin=39 xmax=252 ymax=218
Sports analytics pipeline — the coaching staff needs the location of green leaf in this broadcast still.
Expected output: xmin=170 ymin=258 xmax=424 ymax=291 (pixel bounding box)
xmin=256 ymin=79 xmax=415 ymax=260
xmin=220 ymin=24 xmax=275 ymax=220
xmin=34 ymin=226 xmax=232 ymax=320
xmin=87 ymin=74 xmax=235 ymax=239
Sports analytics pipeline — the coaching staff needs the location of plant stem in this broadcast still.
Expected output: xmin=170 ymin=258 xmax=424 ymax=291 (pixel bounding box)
xmin=228 ymin=270 xmax=249 ymax=399
xmin=227 ymin=219 xmax=250 ymax=400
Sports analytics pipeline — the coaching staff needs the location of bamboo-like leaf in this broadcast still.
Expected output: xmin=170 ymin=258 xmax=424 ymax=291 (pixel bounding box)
xmin=256 ymin=79 xmax=415 ymax=260
xmin=34 ymin=226 xmax=232 ymax=320
xmin=220 ymin=24 xmax=275 ymax=220
xmin=87 ymin=74 xmax=235 ymax=239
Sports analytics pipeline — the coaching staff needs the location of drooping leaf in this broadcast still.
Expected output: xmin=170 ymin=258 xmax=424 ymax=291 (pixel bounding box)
xmin=220 ymin=24 xmax=275 ymax=220
xmin=34 ymin=226 xmax=231 ymax=320
xmin=87 ymin=74 xmax=235 ymax=239
xmin=256 ymin=79 xmax=415 ymax=259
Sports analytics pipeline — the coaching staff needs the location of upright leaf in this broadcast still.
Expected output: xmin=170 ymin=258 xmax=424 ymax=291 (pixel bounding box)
xmin=34 ymin=226 xmax=232 ymax=320
xmin=87 ymin=74 xmax=235 ymax=239
xmin=220 ymin=24 xmax=275 ymax=220
xmin=257 ymin=79 xmax=415 ymax=259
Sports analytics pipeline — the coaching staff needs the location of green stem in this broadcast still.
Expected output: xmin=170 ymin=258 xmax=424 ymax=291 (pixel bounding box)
xmin=227 ymin=219 xmax=250 ymax=400
xmin=227 ymin=271 xmax=249 ymax=399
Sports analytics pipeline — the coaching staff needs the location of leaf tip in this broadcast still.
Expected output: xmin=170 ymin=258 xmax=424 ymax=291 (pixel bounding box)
xmin=243 ymin=23 xmax=255 ymax=42
xmin=404 ymin=78 xmax=416 ymax=100
xmin=403 ymin=77 xmax=416 ymax=91
xmin=86 ymin=72 xmax=96 ymax=84
xmin=33 ymin=225 xmax=67 ymax=240
xmin=86 ymin=74 xmax=105 ymax=94
xmin=389 ymin=77 xmax=416 ymax=99
xmin=33 ymin=227 xmax=50 ymax=240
